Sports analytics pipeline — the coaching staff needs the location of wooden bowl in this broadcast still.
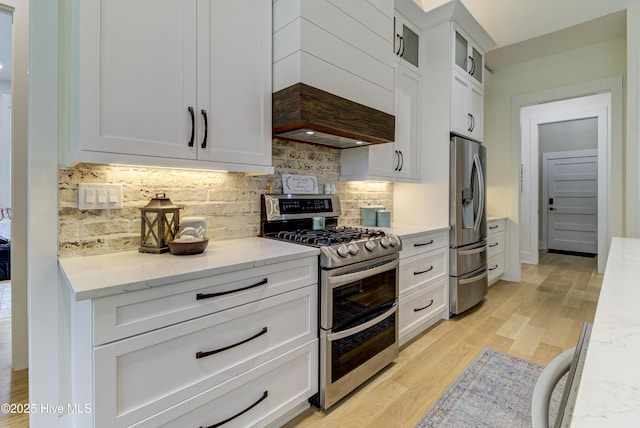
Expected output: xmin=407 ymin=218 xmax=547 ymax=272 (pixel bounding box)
xmin=168 ymin=238 xmax=209 ymax=255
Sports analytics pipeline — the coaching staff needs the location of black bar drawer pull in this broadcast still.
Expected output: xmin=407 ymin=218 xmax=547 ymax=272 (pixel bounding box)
xmin=489 ymin=225 xmax=499 ymax=230
xmin=414 ymin=299 xmax=434 ymax=312
xmin=196 ymin=327 xmax=268 ymax=359
xmin=202 ymin=390 xmax=268 ymax=428
xmin=489 ymin=242 xmax=499 ymax=248
xmin=414 ymin=240 xmax=434 ymax=247
xmin=414 ymin=266 xmax=434 ymax=275
xmin=489 ymin=264 xmax=499 ymax=271
xmin=196 ymin=278 xmax=268 ymax=300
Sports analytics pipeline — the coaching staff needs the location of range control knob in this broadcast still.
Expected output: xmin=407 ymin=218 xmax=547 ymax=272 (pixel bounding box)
xmin=348 ymin=243 xmax=359 ymax=255
xmin=388 ymin=236 xmax=398 ymax=247
xmin=364 ymin=240 xmax=377 ymax=252
xmin=336 ymin=244 xmax=349 ymax=258
xmin=380 ymin=237 xmax=390 ymax=248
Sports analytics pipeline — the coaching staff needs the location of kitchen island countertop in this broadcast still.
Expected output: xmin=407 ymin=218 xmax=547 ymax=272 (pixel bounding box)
xmin=571 ymin=237 xmax=640 ymax=426
xmin=59 ymin=237 xmax=320 ymax=301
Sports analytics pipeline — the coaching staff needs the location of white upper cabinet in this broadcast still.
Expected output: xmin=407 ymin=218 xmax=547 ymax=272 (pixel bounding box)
xmin=340 ymin=61 xmax=420 ymax=182
xmin=394 ymin=13 xmax=420 ymax=70
xmin=453 ymin=26 xmax=484 ymax=89
xmin=450 ymin=25 xmax=485 ymax=140
xmin=68 ymin=0 xmax=273 ymax=173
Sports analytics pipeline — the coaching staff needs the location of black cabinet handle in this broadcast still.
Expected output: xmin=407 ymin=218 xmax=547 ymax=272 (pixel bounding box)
xmin=395 ymin=34 xmax=402 ymax=56
xmin=414 ymin=299 xmax=434 ymax=312
xmin=414 ymin=240 xmax=434 ymax=247
xmin=187 ymin=106 xmax=195 ymax=147
xmin=489 ymin=225 xmax=499 ymax=230
xmin=196 ymin=278 xmax=268 ymax=300
xmin=414 ymin=266 xmax=434 ymax=275
xmin=468 ymin=55 xmax=475 ymax=76
xmin=394 ymin=150 xmax=401 ymax=171
xmin=196 ymin=327 xmax=268 ymax=359
xmin=489 ymin=242 xmax=499 ymax=248
xmin=400 ymin=35 xmax=405 ymax=58
xmin=201 ymin=391 xmax=268 ymax=428
xmin=489 ymin=264 xmax=499 ymax=271
xmin=398 ymin=150 xmax=404 ymax=171
xmin=201 ymin=109 xmax=208 ymax=149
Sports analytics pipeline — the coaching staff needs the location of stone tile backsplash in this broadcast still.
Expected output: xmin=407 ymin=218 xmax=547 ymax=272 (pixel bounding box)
xmin=58 ymin=140 xmax=393 ymax=256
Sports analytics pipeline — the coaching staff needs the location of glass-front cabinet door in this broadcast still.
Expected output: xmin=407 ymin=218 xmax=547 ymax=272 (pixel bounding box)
xmin=394 ymin=15 xmax=419 ymax=69
xmin=453 ymin=28 xmax=484 ymax=88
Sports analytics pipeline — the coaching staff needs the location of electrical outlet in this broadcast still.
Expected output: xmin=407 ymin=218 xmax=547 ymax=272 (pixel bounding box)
xmin=78 ymin=184 xmax=123 ymax=210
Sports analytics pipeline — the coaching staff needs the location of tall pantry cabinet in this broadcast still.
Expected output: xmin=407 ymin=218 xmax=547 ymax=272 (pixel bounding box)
xmin=393 ymin=0 xmax=495 ymax=227
xmin=63 ymin=0 xmax=273 ymax=174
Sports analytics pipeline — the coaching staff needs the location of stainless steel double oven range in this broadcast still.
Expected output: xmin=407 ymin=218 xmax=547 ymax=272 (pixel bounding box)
xmin=261 ymin=194 xmax=402 ymax=409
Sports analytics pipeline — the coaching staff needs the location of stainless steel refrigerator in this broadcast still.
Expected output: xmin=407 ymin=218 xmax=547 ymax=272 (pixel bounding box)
xmin=449 ymin=134 xmax=488 ymax=315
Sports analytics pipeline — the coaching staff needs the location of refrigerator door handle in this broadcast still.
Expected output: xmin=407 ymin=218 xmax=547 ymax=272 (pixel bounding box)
xmin=473 ymin=152 xmax=485 ymax=232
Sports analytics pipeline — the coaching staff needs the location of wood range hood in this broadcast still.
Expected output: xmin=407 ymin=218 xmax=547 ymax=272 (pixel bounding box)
xmin=272 ymin=83 xmax=395 ymax=149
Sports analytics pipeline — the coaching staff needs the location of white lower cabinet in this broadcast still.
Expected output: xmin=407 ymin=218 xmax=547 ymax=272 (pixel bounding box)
xmin=66 ymin=256 xmax=318 ymax=428
xmin=131 ymin=342 xmax=317 ymax=428
xmin=398 ymin=229 xmax=449 ymax=346
xmin=487 ymin=218 xmax=506 ymax=285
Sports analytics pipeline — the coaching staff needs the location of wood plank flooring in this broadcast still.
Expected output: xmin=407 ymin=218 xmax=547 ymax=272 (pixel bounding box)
xmin=0 ymin=251 xmax=601 ymax=428
xmin=0 ymin=317 xmax=29 ymax=428
xmin=283 ymin=251 xmax=602 ymax=428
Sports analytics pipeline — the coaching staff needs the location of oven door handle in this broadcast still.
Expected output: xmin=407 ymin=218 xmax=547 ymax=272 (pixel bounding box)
xmin=458 ymin=246 xmax=486 ymax=256
xmin=327 ymin=258 xmax=399 ymax=289
xmin=327 ymin=303 xmax=397 ymax=341
xmin=459 ymin=271 xmax=487 ymax=285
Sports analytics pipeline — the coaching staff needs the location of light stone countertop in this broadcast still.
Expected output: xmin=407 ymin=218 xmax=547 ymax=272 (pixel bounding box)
xmin=59 ymin=237 xmax=319 ymax=301
xmin=571 ymin=237 xmax=640 ymax=426
xmin=381 ymin=223 xmax=450 ymax=239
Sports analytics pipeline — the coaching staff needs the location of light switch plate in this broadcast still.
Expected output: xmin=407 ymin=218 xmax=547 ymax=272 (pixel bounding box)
xmin=78 ymin=183 xmax=123 ymax=210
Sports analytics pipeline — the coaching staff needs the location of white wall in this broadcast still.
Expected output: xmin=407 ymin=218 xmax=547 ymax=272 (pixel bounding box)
xmin=0 ymin=93 xmax=10 ymax=207
xmin=1 ymin=0 xmax=28 ymax=372
xmin=484 ymin=36 xmax=625 ymax=281
xmin=627 ymin=4 xmax=640 ymax=237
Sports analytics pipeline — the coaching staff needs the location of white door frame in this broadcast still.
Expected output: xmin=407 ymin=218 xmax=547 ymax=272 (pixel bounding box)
xmin=520 ymin=92 xmax=610 ymax=273
xmin=541 ymin=149 xmax=598 ymax=250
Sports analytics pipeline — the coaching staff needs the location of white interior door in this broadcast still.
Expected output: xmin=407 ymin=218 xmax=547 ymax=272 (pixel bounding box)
xmin=544 ymin=151 xmax=597 ymax=254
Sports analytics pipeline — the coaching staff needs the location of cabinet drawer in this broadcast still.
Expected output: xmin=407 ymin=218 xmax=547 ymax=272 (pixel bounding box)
xmin=400 ymin=230 xmax=448 ymax=259
xmin=399 ymin=247 xmax=447 ymax=299
xmin=132 ymin=341 xmax=318 ymax=428
xmin=487 ymin=232 xmax=505 ymax=256
xmin=488 ymin=253 xmax=505 ymax=285
xmin=93 ymin=256 xmax=317 ymax=345
xmin=94 ymin=285 xmax=317 ymax=428
xmin=487 ymin=219 xmax=505 ymax=234
xmin=399 ymin=279 xmax=447 ymax=338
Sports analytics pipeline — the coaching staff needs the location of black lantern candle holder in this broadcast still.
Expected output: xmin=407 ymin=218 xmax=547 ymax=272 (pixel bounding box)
xmin=139 ymin=193 xmax=180 ymax=254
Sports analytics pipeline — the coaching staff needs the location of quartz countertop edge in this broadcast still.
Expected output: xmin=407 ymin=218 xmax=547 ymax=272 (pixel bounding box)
xmin=382 ymin=224 xmax=450 ymax=239
xmin=571 ymin=237 xmax=640 ymax=426
xmin=58 ymin=237 xmax=320 ymax=301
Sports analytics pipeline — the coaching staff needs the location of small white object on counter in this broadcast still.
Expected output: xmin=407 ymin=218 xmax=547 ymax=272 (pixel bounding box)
xmin=59 ymin=237 xmax=320 ymax=301
xmin=571 ymin=237 xmax=640 ymax=427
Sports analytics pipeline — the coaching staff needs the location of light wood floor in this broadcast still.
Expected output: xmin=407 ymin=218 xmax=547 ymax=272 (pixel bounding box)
xmin=0 ymin=251 xmax=601 ymax=428
xmin=283 ymin=251 xmax=602 ymax=428
xmin=0 ymin=317 xmax=29 ymax=428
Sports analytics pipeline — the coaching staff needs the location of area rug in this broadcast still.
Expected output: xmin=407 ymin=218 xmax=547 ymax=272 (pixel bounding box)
xmin=415 ymin=348 xmax=564 ymax=428
xmin=0 ymin=282 xmax=10 ymax=319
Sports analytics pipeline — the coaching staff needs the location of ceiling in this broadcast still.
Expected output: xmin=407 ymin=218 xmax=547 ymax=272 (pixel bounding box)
xmin=417 ymin=0 xmax=640 ymax=70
